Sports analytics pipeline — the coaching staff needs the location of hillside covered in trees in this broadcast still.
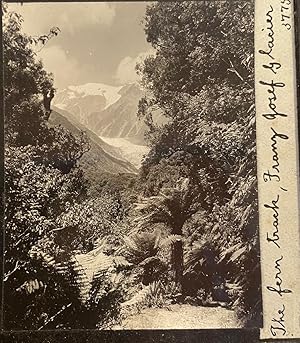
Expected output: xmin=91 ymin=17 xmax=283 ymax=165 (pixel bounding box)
xmin=3 ymin=1 xmax=261 ymax=330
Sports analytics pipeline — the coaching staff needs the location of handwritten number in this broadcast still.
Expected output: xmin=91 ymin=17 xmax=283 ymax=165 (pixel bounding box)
xmin=281 ymin=14 xmax=290 ymax=21
xmin=280 ymin=0 xmax=291 ymax=31
xmin=282 ymin=22 xmax=291 ymax=30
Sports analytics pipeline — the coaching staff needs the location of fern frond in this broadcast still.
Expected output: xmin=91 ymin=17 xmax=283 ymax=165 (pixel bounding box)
xmin=138 ymin=256 xmax=161 ymax=267
xmin=113 ymin=255 xmax=132 ymax=268
xmin=229 ymin=245 xmax=247 ymax=263
xmin=219 ymin=242 xmax=246 ymax=263
xmin=219 ymin=242 xmax=242 ymax=260
xmin=75 ymin=251 xmax=113 ymax=283
xmin=16 ymin=279 xmax=45 ymax=295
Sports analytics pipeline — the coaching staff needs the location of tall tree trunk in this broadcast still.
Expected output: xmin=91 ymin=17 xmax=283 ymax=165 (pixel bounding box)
xmin=171 ymin=238 xmax=184 ymax=290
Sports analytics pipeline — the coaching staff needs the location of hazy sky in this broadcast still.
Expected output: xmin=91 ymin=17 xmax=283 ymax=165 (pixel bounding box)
xmin=9 ymin=2 xmax=152 ymax=90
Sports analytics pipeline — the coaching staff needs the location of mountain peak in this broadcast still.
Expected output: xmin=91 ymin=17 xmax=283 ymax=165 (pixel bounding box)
xmin=63 ymin=83 xmax=123 ymax=109
xmin=53 ymin=81 xmax=146 ymax=143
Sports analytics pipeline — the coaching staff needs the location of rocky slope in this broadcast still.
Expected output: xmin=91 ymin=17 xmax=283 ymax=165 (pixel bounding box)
xmin=48 ymin=108 xmax=138 ymax=179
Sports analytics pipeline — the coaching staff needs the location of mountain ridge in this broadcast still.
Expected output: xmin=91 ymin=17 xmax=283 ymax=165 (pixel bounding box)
xmin=48 ymin=108 xmax=138 ymax=179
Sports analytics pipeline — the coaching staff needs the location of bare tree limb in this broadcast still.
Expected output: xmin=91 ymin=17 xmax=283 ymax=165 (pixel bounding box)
xmin=38 ymin=302 xmax=72 ymax=330
xmin=4 ymin=261 xmax=25 ymax=281
xmin=227 ymin=59 xmax=244 ymax=81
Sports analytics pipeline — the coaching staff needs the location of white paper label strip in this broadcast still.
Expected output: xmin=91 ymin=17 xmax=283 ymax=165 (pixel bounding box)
xmin=255 ymin=0 xmax=300 ymax=339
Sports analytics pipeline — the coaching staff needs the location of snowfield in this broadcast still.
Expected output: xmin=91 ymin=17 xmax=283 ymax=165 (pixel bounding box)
xmin=56 ymin=83 xmax=123 ymax=110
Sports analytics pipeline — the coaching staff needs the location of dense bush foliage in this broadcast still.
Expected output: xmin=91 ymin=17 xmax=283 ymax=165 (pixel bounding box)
xmin=135 ymin=0 xmax=261 ymax=326
xmin=3 ymin=6 xmax=122 ymax=330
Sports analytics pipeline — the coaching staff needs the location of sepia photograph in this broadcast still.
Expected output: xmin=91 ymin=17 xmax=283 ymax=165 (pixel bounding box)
xmin=2 ymin=0 xmax=263 ymax=331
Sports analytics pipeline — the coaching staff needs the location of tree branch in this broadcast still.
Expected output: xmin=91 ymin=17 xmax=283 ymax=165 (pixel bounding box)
xmin=4 ymin=261 xmax=25 ymax=282
xmin=38 ymin=302 xmax=72 ymax=330
xmin=227 ymin=58 xmax=244 ymax=81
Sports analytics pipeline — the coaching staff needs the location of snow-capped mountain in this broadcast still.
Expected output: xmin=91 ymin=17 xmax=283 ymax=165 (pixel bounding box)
xmin=52 ymin=82 xmax=151 ymax=168
xmin=54 ymin=83 xmax=123 ymax=115
xmin=53 ymin=82 xmax=146 ymax=144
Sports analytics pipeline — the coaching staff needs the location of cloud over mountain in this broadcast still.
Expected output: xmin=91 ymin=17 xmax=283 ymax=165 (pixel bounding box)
xmin=39 ymin=46 xmax=81 ymax=89
xmin=115 ymin=50 xmax=155 ymax=84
